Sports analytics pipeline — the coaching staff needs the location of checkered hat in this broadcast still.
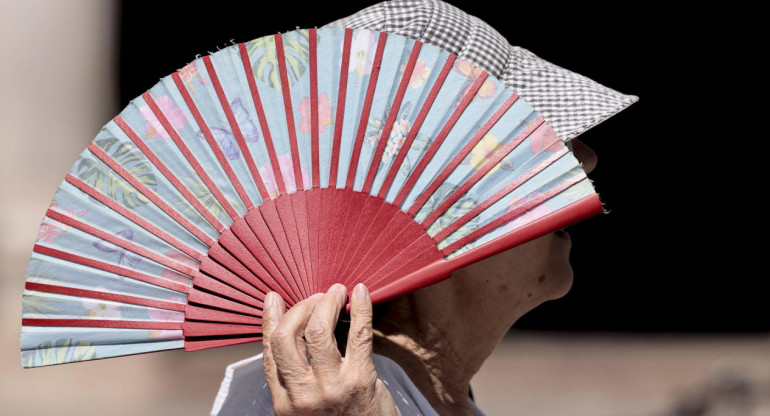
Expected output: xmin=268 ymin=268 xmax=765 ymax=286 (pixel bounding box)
xmin=324 ymin=0 xmax=637 ymax=141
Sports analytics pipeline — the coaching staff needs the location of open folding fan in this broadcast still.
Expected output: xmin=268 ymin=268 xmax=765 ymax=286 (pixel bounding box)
xmin=21 ymin=27 xmax=602 ymax=367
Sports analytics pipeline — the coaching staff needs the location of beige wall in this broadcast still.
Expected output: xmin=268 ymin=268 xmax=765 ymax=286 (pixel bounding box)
xmin=0 ymin=0 xmax=116 ymax=276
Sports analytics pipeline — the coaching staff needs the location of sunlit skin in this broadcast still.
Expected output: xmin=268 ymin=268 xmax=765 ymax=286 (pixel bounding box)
xmin=262 ymin=140 xmax=598 ymax=415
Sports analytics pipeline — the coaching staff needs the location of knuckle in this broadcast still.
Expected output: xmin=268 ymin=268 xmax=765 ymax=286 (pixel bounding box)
xmin=344 ymin=359 xmax=377 ymax=392
xmin=291 ymin=395 xmax=322 ymax=413
xmin=304 ymin=321 xmax=327 ymax=339
xmin=356 ymin=369 xmax=378 ymax=389
xmin=344 ymin=365 xmax=377 ymax=392
xmin=350 ymin=323 xmax=373 ymax=345
xmin=277 ymin=360 xmax=308 ymax=380
xmin=269 ymin=327 xmax=292 ymax=348
xmin=322 ymin=388 xmax=345 ymax=405
xmin=304 ymin=323 xmax=330 ymax=346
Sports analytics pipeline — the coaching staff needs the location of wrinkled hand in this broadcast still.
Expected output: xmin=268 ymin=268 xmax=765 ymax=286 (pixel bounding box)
xmin=263 ymin=283 xmax=401 ymax=415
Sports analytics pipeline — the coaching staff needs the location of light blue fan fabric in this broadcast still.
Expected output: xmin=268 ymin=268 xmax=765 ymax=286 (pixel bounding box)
xmin=22 ymin=28 xmax=596 ymax=367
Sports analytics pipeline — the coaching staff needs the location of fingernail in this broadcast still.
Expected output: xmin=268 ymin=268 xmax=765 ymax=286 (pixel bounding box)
xmin=330 ymin=283 xmax=346 ymax=294
xmin=265 ymin=292 xmax=275 ymax=310
xmin=353 ymin=283 xmax=368 ymax=300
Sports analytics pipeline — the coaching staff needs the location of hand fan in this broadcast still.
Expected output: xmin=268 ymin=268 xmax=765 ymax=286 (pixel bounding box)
xmin=21 ymin=27 xmax=602 ymax=367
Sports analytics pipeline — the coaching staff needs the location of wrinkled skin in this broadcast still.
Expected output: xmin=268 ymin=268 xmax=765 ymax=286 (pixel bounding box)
xmin=263 ymin=140 xmax=597 ymax=415
xmin=263 ymin=285 xmax=401 ymax=416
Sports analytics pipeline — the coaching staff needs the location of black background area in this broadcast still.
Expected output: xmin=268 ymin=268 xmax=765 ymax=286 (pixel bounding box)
xmin=119 ymin=1 xmax=763 ymax=332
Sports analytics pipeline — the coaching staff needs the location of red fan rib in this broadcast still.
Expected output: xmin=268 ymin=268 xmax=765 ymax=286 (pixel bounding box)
xmin=366 ymin=239 xmax=442 ymax=289
xmin=191 ymin=268 xmax=263 ymax=307
xmin=329 ymin=28 xmax=353 ymax=185
xmin=86 ymin=143 xmax=215 ymax=246
xmin=392 ymin=70 xmax=489 ymax=208
xmin=309 ymin=28 xmax=320 ymax=188
xmin=243 ymin=210 xmax=304 ymax=300
xmin=328 ymin=32 xmax=389 ymax=291
xmin=419 ymin=118 xmax=546 ymax=227
xmin=275 ymin=33 xmax=305 ymax=191
xmin=408 ymin=92 xmax=519 ymax=218
xmin=345 ymin=32 xmax=388 ymax=189
xmin=355 ymin=213 xmax=436 ymax=284
xmin=203 ymin=55 xmax=270 ymax=200
xmin=378 ymin=54 xmax=456 ymax=199
xmin=249 ymin=204 xmax=306 ymax=298
xmin=218 ymin=229 xmax=296 ymax=304
xmin=335 ymin=196 xmax=384 ymax=284
xmin=32 ymin=244 xmax=190 ymax=293
xmin=141 ymin=92 xmax=240 ymax=221
xmin=187 ymin=288 xmax=262 ymax=316
xmin=317 ymin=188 xmax=341 ymax=287
xmin=440 ymin=172 xmax=588 ymax=256
xmin=306 ymin=190 xmax=321 ymax=294
xmin=184 ymin=305 xmax=262 ymax=325
xmin=206 ymin=243 xmax=272 ymax=296
xmin=289 ymin=192 xmax=313 ymax=293
xmin=271 ymin=198 xmax=308 ymax=298
xmin=46 ymin=208 xmax=198 ymax=276
xmin=198 ymin=254 xmax=267 ymax=303
xmin=274 ymin=35 xmax=312 ymax=293
xmin=25 ymin=282 xmax=185 ymax=312
xmin=172 ymin=71 xmax=254 ymax=210
xmin=328 ymin=192 xmax=368 ymax=279
xmin=339 ymin=200 xmax=400 ymax=287
xmin=307 ymin=30 xmax=321 ymax=294
xmin=64 ymin=174 xmax=204 ymax=261
xmin=238 ymin=42 xmax=286 ymax=196
xmin=22 ymin=318 xmax=182 ymax=330
xmin=185 ymin=337 xmax=262 ymax=352
xmin=113 ymin=116 xmax=225 ymax=233
xmin=362 ymin=41 xmax=423 ymax=194
xmin=431 ymin=148 xmax=570 ymax=242
xmin=322 ymin=189 xmax=350 ymax=288
xmin=183 ymin=321 xmax=261 ymax=338
xmin=229 ymin=219 xmax=299 ymax=304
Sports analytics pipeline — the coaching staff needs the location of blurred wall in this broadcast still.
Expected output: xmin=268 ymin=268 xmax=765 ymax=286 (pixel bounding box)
xmin=0 ymin=0 xmax=117 ymax=281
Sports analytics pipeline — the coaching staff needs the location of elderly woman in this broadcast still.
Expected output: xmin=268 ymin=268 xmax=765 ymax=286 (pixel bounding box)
xmin=211 ymin=1 xmax=636 ymax=415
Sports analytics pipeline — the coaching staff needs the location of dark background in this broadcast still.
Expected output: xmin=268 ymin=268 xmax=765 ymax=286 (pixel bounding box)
xmin=118 ymin=1 xmax=761 ymax=332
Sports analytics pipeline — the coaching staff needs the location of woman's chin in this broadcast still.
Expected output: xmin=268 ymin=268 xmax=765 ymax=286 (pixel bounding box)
xmin=544 ymin=263 xmax=574 ymax=300
xmin=542 ymin=232 xmax=575 ymax=300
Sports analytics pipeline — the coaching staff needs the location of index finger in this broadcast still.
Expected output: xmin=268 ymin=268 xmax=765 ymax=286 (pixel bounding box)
xmin=262 ymin=292 xmax=286 ymax=389
xmin=268 ymin=293 xmax=322 ymax=378
xmin=304 ymin=284 xmax=347 ymax=377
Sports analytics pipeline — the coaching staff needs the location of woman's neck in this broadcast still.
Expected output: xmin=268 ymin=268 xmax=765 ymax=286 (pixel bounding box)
xmin=370 ymin=282 xmax=512 ymax=415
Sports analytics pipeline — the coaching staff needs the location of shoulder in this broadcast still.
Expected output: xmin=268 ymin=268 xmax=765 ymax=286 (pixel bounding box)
xmin=211 ymin=353 xmax=485 ymax=416
xmin=210 ymin=353 xmax=274 ymax=416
